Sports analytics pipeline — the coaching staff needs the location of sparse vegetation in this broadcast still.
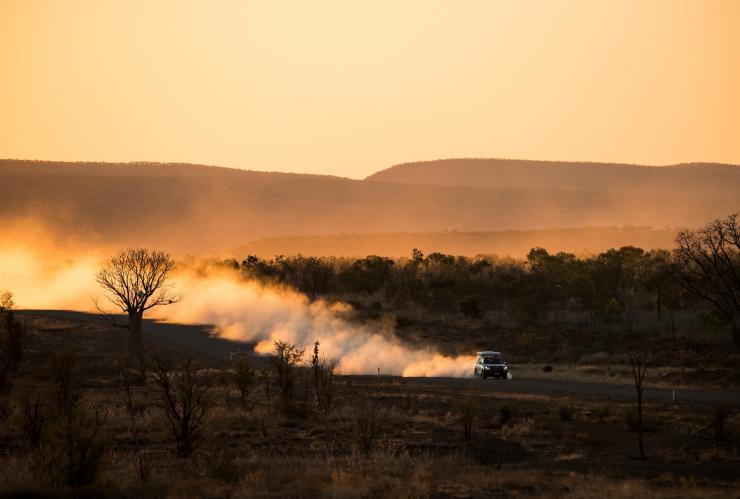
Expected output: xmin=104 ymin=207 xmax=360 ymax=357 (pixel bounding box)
xmin=673 ymin=213 xmax=740 ymax=349
xmin=354 ymin=401 xmax=382 ymax=455
xmin=231 ymin=351 xmax=256 ymax=409
xmin=0 ymin=314 xmax=737 ymax=497
xmin=150 ymin=354 xmax=213 ymax=457
xmin=499 ymin=404 xmax=513 ymax=425
xmin=310 ymin=340 xmax=338 ymax=414
xmin=221 ymin=219 xmax=740 ymax=373
xmin=0 ymin=291 xmax=25 ymax=372
xmin=558 ymin=404 xmax=577 ymax=422
xmin=21 ymin=396 xmax=47 ymax=448
xmin=629 ymin=346 xmax=650 ymax=460
xmin=270 ymin=341 xmax=305 ymax=416
xmin=0 ymin=213 xmax=738 ymax=496
xmin=457 ymin=399 xmax=480 ymax=441
xmin=50 ymin=352 xmax=81 ymax=417
xmin=38 ymin=404 xmax=109 ymax=489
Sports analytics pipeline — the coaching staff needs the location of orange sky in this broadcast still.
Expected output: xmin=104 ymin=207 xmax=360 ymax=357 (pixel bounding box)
xmin=1 ymin=0 xmax=738 ymax=178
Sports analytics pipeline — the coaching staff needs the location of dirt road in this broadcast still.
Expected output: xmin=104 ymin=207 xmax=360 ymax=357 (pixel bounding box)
xmin=24 ymin=309 xmax=740 ymax=405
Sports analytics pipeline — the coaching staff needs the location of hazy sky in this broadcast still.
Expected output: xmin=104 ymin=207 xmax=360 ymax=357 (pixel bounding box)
xmin=1 ymin=0 xmax=738 ymax=178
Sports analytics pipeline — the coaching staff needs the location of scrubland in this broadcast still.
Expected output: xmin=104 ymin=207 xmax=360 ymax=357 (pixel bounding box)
xmin=0 ymin=315 xmax=737 ymax=498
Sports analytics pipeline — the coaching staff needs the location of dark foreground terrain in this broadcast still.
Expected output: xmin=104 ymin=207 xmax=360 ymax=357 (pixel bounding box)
xmin=0 ymin=313 xmax=738 ymax=498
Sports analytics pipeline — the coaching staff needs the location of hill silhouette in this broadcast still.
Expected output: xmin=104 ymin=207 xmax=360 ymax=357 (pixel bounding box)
xmin=1 ymin=159 xmax=737 ymax=254
xmin=366 ymin=158 xmax=740 ymax=198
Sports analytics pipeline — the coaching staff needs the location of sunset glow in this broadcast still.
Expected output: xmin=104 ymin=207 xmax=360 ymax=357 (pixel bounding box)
xmin=2 ymin=0 xmax=739 ymax=177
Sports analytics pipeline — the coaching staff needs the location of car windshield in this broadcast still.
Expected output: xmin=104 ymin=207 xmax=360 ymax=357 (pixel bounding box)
xmin=484 ymin=356 xmax=504 ymax=364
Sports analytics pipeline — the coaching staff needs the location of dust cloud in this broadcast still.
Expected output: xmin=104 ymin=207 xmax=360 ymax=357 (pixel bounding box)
xmin=0 ymin=237 xmax=474 ymax=377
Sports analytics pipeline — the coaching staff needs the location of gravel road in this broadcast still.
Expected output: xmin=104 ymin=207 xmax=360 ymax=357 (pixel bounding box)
xmin=24 ymin=310 xmax=740 ymax=405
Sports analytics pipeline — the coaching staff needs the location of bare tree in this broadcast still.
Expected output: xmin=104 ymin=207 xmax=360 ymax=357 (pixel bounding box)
xmin=270 ymin=341 xmax=304 ymax=414
xmin=96 ymin=248 xmax=180 ymax=356
xmin=21 ymin=396 xmax=47 ymax=448
xmin=354 ymin=401 xmax=382 ymax=456
xmin=628 ymin=348 xmax=649 ymax=460
xmin=119 ymin=364 xmax=149 ymax=480
xmin=673 ymin=214 xmax=740 ymax=348
xmin=0 ymin=291 xmax=24 ymax=372
xmin=150 ymin=355 xmax=212 ymax=457
xmin=40 ymin=403 xmax=109 ymax=488
xmin=50 ymin=353 xmax=81 ymax=417
xmin=231 ymin=351 xmax=256 ymax=409
xmin=310 ymin=341 xmax=338 ymax=414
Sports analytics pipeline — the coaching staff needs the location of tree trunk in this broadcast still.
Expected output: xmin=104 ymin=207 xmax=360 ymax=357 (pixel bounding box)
xmin=731 ymin=313 xmax=740 ymax=350
xmin=128 ymin=311 xmax=144 ymax=357
xmin=636 ymin=389 xmax=645 ymax=460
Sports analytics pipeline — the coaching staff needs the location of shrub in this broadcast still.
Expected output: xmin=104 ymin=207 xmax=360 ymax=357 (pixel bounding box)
xmin=0 ymin=395 xmax=14 ymax=422
xmin=0 ymin=358 xmax=12 ymax=395
xmin=596 ymin=404 xmax=612 ymax=423
xmin=259 ymin=369 xmax=271 ymax=408
xmin=623 ymin=410 xmax=658 ymax=433
xmin=0 ymin=292 xmax=25 ymax=372
xmin=21 ymin=397 xmax=48 ymax=448
xmin=499 ymin=405 xmax=513 ymax=425
xmin=270 ymin=341 xmax=305 ymax=416
xmin=118 ymin=364 xmax=148 ymax=480
xmin=231 ymin=351 xmax=256 ymax=410
xmin=150 ymin=355 xmax=213 ymax=457
xmin=558 ymin=405 xmax=576 ymax=421
xmin=712 ymin=407 xmax=730 ymax=442
xmin=50 ymin=353 xmax=81 ymax=417
xmin=457 ymin=399 xmax=480 ymax=441
xmin=36 ymin=404 xmax=108 ymax=489
xmin=354 ymin=402 xmax=382 ymax=455
xmin=311 ymin=341 xmax=338 ymax=414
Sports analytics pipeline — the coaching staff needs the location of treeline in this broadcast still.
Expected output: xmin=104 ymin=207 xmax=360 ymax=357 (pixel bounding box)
xmin=222 ymin=213 xmax=739 ymax=350
xmin=223 ymin=246 xmax=695 ymax=329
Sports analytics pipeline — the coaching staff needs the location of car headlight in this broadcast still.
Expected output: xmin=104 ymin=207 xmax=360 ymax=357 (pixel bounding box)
xmin=503 ymin=366 xmax=508 ymax=370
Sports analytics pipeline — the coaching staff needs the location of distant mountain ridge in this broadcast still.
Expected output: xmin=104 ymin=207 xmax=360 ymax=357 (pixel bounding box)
xmin=1 ymin=158 xmax=737 ymax=254
xmin=366 ymin=158 xmax=740 ymax=197
xmin=0 ymin=159 xmax=343 ymax=179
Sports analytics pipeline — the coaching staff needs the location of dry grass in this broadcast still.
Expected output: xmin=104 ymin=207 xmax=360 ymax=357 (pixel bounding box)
xmin=0 ymin=315 xmax=737 ymax=497
xmin=512 ymin=363 xmax=737 ymax=389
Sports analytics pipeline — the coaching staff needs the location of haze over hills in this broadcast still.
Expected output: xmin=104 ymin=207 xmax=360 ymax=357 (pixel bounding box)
xmin=1 ymin=159 xmax=737 ymax=255
xmin=366 ymin=158 xmax=740 ymax=198
xmin=236 ymin=227 xmax=680 ymax=260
